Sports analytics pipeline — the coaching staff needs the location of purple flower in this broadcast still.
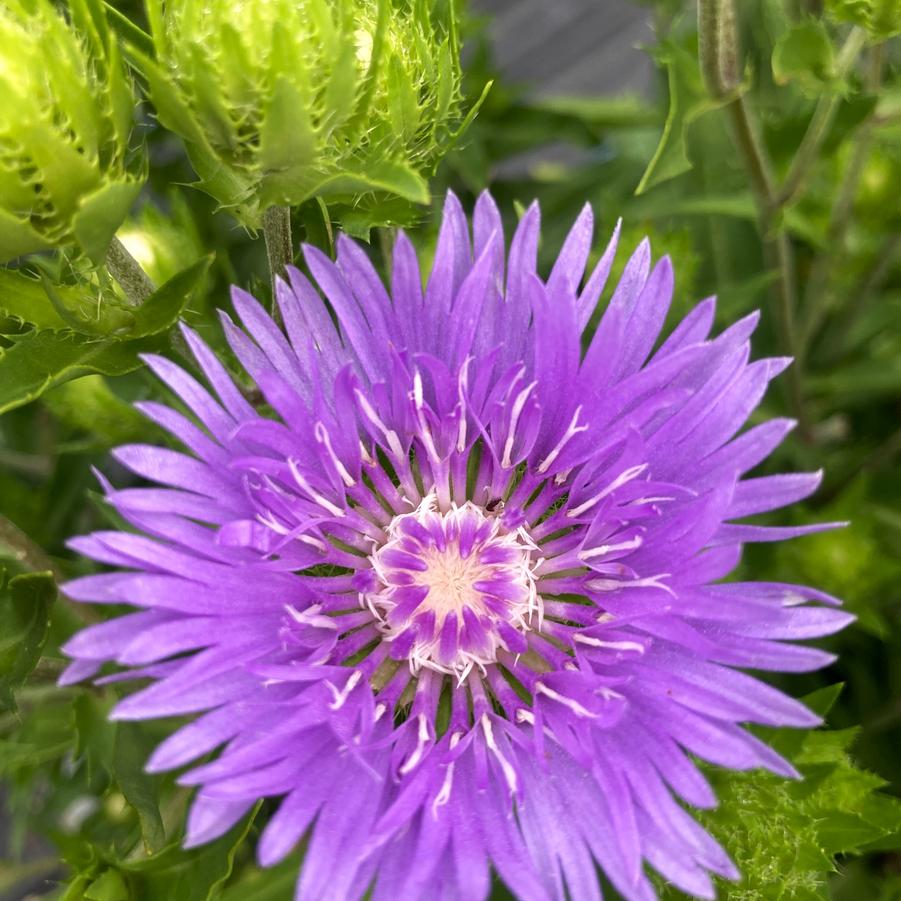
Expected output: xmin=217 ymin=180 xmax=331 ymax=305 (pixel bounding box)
xmin=62 ymin=192 xmax=851 ymax=900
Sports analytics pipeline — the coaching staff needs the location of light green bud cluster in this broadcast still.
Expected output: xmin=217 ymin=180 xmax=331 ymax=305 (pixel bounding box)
xmin=0 ymin=0 xmax=143 ymax=263
xmin=141 ymin=0 xmax=466 ymax=227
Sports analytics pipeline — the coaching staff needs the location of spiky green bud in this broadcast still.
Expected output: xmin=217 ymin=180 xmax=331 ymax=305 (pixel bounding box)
xmin=141 ymin=0 xmax=468 ymax=228
xmin=0 ymin=0 xmax=144 ymax=263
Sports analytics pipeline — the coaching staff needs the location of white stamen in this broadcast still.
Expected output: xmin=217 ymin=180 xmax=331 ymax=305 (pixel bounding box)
xmin=326 ymin=670 xmax=362 ymax=710
xmin=298 ymin=534 xmax=328 ymax=552
xmin=573 ymin=635 xmax=645 ymax=654
xmin=501 ymin=377 xmax=537 ymax=469
xmin=285 ymin=603 xmax=338 ymax=631
xmin=314 ymin=422 xmax=356 ymax=487
xmin=399 ymin=712 xmax=431 ymax=775
xmin=412 ymin=371 xmax=441 ymax=465
xmin=535 ymin=682 xmax=598 ymax=719
xmin=431 ymin=732 xmax=461 ymax=817
xmin=588 ymin=572 xmax=675 ymax=597
xmin=412 ymin=370 xmax=425 ymax=410
xmin=288 ymin=459 xmax=346 ymax=517
xmin=354 ymin=390 xmax=405 ymax=460
xmin=456 ymin=358 xmax=471 ymax=453
xmin=481 ymin=715 xmax=518 ymax=795
xmin=567 ymin=463 xmax=649 ymax=518
xmin=578 ymin=534 xmax=643 ymax=561
xmin=598 ymin=687 xmax=625 ymax=701
xmin=537 ymin=406 xmax=588 ymax=474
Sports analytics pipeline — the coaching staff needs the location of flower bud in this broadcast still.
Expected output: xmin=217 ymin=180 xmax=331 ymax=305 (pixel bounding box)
xmin=0 ymin=0 xmax=144 ymax=262
xmin=141 ymin=0 xmax=467 ymax=228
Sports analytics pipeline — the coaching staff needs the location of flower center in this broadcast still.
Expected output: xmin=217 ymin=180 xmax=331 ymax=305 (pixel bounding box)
xmin=366 ymin=494 xmax=541 ymax=679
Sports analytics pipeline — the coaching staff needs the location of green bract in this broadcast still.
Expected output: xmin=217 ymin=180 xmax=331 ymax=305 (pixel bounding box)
xmin=0 ymin=0 xmax=143 ymax=263
xmin=141 ymin=0 xmax=466 ymax=227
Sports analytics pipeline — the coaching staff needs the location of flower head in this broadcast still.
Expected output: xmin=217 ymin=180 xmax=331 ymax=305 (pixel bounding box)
xmin=0 ymin=0 xmax=143 ymax=262
xmin=140 ymin=0 xmax=466 ymax=228
xmin=62 ymin=193 xmax=851 ymax=900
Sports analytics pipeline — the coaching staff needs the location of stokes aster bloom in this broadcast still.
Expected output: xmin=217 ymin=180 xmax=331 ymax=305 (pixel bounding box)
xmin=62 ymin=193 xmax=851 ymax=900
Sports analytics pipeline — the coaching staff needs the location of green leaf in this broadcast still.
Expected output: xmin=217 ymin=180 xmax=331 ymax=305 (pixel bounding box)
xmin=772 ymin=20 xmax=840 ymax=95
xmin=127 ymin=254 xmax=213 ymax=338
xmin=74 ymin=693 xmax=116 ymax=780
xmin=0 ymin=207 xmax=54 ymax=262
xmin=311 ymin=159 xmax=430 ymax=205
xmin=0 ymin=570 xmax=55 ymax=712
xmin=84 ymin=869 xmax=129 ymax=901
xmin=0 ymin=327 xmax=168 ymax=416
xmin=72 ymin=178 xmax=145 ymax=264
xmin=636 ymin=41 xmax=720 ymax=195
xmin=42 ymin=375 xmax=152 ymax=447
xmin=102 ymin=1 xmax=155 ymax=57
xmin=219 ymin=857 xmax=298 ymax=901
xmin=258 ymin=77 xmax=318 ymax=207
xmin=113 ymin=721 xmax=166 ymax=854
xmin=826 ymin=0 xmax=901 ymax=37
xmin=119 ymin=804 xmax=262 ymax=901
xmin=660 ymin=686 xmax=901 ymax=899
xmin=0 ymin=268 xmax=133 ymax=334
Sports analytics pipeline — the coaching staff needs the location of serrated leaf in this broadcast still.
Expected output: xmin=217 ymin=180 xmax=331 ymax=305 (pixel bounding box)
xmin=0 ymin=207 xmax=54 ymax=262
xmin=311 ymin=159 xmax=430 ymax=205
xmin=103 ymin=1 xmax=154 ymax=57
xmin=0 ymin=329 xmax=163 ymax=416
xmin=662 ymin=686 xmax=901 ymax=900
xmin=73 ymin=178 xmax=144 ymax=264
xmin=0 ymin=268 xmax=133 ymax=334
xmin=0 ymin=570 xmax=55 ymax=712
xmin=257 ymin=76 xmax=318 ymax=207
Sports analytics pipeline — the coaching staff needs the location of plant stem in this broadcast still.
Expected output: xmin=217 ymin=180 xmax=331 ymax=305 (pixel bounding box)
xmin=263 ymin=205 xmax=293 ymax=293
xmin=0 ymin=513 xmax=59 ymax=578
xmin=723 ymin=97 xmax=811 ymax=438
xmin=774 ymin=28 xmax=867 ymax=210
xmin=697 ymin=0 xmax=814 ymax=437
xmin=697 ymin=0 xmax=739 ymax=98
xmin=724 ymin=97 xmax=777 ymax=204
xmin=105 ymin=236 xmax=156 ymax=307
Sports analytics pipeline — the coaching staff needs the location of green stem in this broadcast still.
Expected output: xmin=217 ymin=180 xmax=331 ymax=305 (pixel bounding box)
xmin=774 ymin=28 xmax=866 ymax=210
xmin=723 ymin=97 xmax=811 ymax=437
xmin=0 ymin=513 xmax=59 ymax=578
xmin=105 ymin=236 xmax=156 ymax=307
xmin=697 ymin=0 xmax=739 ymax=98
xmin=262 ymin=205 xmax=293 ymax=294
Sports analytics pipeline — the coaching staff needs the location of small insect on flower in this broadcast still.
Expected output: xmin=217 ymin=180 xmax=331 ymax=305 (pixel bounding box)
xmin=61 ymin=193 xmax=851 ymax=900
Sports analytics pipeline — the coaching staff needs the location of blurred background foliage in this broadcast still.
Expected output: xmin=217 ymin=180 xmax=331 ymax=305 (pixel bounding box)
xmin=0 ymin=0 xmax=900 ymax=898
